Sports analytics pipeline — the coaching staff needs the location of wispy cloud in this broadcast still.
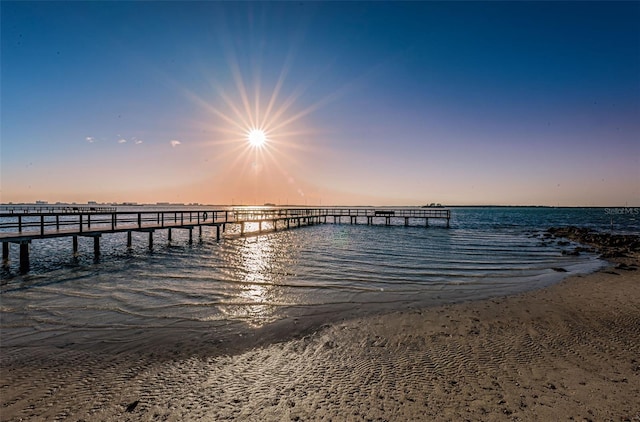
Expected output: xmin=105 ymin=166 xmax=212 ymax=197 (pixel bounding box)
xmin=118 ymin=138 xmax=127 ymax=144
xmin=132 ymin=137 xmax=143 ymax=145
xmin=170 ymin=140 xmax=181 ymax=148
xmin=85 ymin=136 xmax=95 ymax=143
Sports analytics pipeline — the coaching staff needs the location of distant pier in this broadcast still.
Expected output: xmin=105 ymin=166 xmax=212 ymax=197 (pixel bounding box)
xmin=0 ymin=207 xmax=450 ymax=273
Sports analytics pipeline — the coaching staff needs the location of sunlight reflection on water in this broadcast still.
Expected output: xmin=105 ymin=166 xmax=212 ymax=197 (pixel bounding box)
xmin=221 ymin=236 xmax=281 ymax=324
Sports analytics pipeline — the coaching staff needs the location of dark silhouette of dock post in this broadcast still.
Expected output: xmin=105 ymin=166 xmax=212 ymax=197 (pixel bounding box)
xmin=188 ymin=228 xmax=193 ymax=244
xmin=2 ymin=242 xmax=9 ymax=266
xmin=127 ymin=231 xmax=133 ymax=249
xmin=72 ymin=236 xmax=79 ymax=256
xmin=149 ymin=231 xmax=153 ymax=250
xmin=93 ymin=235 xmax=100 ymax=260
xmin=168 ymin=228 xmax=172 ymax=242
xmin=19 ymin=241 xmax=30 ymax=273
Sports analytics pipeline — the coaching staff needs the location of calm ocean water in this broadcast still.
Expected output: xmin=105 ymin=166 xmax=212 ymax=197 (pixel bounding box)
xmin=1 ymin=207 xmax=638 ymax=347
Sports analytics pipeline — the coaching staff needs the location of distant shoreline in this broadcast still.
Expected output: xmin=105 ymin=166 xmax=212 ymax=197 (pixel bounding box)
xmin=2 ymin=203 xmax=638 ymax=209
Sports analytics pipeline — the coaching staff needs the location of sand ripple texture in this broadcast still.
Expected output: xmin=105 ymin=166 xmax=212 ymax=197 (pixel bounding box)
xmin=2 ymin=262 xmax=639 ymax=421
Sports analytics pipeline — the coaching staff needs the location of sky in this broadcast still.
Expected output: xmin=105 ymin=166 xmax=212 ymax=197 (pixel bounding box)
xmin=1 ymin=1 xmax=639 ymax=206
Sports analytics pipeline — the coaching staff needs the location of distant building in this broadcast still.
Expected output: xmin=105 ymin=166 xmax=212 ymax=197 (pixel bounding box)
xmin=35 ymin=200 xmax=48 ymax=205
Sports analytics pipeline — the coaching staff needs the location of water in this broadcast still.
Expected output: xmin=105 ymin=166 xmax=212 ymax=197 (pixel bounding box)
xmin=1 ymin=207 xmax=637 ymax=348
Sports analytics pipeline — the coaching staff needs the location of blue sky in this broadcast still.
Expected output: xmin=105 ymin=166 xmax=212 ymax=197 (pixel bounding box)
xmin=2 ymin=1 xmax=639 ymax=206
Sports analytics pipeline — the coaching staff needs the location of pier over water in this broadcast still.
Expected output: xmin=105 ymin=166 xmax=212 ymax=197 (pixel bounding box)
xmin=1 ymin=207 xmax=450 ymax=273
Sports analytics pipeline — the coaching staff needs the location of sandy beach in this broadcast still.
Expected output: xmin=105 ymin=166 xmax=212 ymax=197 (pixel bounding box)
xmin=2 ymin=254 xmax=639 ymax=421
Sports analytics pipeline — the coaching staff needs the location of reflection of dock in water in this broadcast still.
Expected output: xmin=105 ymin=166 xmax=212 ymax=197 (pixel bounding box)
xmin=1 ymin=207 xmax=451 ymax=272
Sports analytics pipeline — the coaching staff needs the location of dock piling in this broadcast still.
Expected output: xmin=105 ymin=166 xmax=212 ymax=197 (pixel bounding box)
xmin=19 ymin=241 xmax=30 ymax=273
xmin=93 ymin=236 xmax=100 ymax=260
xmin=2 ymin=242 xmax=9 ymax=266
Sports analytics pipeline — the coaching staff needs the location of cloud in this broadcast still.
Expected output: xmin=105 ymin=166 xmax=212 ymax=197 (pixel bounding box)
xmin=85 ymin=136 xmax=95 ymax=143
xmin=170 ymin=140 xmax=181 ymax=147
xmin=134 ymin=139 xmax=143 ymax=145
xmin=118 ymin=138 xmax=127 ymax=144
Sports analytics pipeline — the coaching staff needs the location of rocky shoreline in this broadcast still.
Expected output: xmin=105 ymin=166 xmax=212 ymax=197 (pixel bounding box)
xmin=546 ymin=226 xmax=640 ymax=259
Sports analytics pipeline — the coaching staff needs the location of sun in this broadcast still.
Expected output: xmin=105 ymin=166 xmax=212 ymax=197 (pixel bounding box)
xmin=247 ymin=129 xmax=267 ymax=148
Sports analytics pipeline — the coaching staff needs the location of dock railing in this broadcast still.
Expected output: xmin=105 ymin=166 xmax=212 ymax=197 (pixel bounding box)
xmin=0 ymin=210 xmax=228 ymax=237
xmin=1 ymin=208 xmax=450 ymax=237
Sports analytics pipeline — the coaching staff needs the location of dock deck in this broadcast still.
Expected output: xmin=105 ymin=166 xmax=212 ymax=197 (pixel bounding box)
xmin=1 ymin=207 xmax=450 ymax=272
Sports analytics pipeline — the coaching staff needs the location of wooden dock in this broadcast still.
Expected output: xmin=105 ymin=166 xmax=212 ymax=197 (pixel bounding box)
xmin=0 ymin=207 xmax=450 ymax=273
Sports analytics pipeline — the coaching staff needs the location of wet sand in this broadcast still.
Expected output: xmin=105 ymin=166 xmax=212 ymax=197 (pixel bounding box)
xmin=1 ymin=256 xmax=639 ymax=421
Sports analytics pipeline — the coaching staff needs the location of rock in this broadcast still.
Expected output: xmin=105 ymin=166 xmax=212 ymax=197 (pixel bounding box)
xmin=547 ymin=227 xmax=639 ymax=257
xmin=561 ymin=250 xmax=580 ymax=256
xmin=615 ymin=263 xmax=637 ymax=271
xmin=552 ymin=267 xmax=568 ymax=272
xmin=600 ymin=249 xmax=627 ymax=258
xmin=125 ymin=400 xmax=140 ymax=413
